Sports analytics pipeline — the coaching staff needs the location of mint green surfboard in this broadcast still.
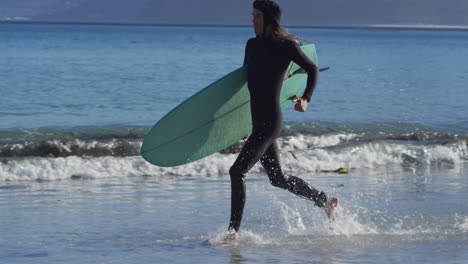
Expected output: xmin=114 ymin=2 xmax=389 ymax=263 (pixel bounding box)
xmin=141 ymin=44 xmax=318 ymax=167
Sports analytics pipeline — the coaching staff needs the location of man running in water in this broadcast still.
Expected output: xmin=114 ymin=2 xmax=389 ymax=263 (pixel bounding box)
xmin=228 ymin=0 xmax=339 ymax=234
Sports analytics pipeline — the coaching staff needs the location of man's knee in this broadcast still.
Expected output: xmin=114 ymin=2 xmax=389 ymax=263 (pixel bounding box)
xmin=269 ymin=175 xmax=288 ymax=189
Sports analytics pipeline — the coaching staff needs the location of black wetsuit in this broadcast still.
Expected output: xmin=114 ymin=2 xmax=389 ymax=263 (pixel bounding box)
xmin=228 ymin=36 xmax=327 ymax=232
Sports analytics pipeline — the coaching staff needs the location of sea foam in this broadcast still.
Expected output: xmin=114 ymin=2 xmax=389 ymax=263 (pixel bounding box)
xmin=1 ymin=134 xmax=466 ymax=181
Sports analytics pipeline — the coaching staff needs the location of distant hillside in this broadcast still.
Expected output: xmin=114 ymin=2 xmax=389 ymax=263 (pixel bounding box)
xmin=2 ymin=0 xmax=468 ymax=27
xmin=0 ymin=0 xmax=85 ymax=19
xmin=32 ymin=0 xmax=251 ymax=25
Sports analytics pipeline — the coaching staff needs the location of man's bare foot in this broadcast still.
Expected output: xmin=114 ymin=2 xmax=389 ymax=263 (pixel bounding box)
xmin=221 ymin=230 xmax=239 ymax=244
xmin=325 ymin=197 xmax=339 ymax=222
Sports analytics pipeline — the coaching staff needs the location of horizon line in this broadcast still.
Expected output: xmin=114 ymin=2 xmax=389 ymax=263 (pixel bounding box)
xmin=2 ymin=20 xmax=468 ymax=32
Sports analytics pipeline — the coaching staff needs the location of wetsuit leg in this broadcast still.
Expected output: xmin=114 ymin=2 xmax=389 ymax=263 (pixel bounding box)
xmin=260 ymin=141 xmax=328 ymax=207
xmin=228 ymin=130 xmax=275 ymax=232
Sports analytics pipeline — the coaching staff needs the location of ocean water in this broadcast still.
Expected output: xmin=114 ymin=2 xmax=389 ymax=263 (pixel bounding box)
xmin=1 ymin=24 xmax=468 ymax=263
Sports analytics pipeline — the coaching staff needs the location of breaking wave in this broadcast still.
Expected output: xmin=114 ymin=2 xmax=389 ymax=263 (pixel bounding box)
xmin=1 ymin=122 xmax=467 ymax=181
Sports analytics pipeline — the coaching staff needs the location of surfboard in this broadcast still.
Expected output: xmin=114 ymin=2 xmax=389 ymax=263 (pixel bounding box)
xmin=141 ymin=44 xmax=318 ymax=167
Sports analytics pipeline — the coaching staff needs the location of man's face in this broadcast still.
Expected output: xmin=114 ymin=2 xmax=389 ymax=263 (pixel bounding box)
xmin=252 ymin=8 xmax=264 ymax=36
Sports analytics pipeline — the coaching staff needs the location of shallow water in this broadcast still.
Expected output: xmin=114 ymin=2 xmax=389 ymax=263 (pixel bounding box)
xmin=1 ymin=168 xmax=467 ymax=263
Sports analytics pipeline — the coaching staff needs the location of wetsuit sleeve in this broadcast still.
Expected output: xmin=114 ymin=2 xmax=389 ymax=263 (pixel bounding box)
xmin=289 ymin=41 xmax=319 ymax=102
